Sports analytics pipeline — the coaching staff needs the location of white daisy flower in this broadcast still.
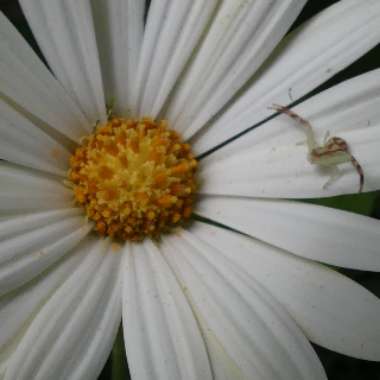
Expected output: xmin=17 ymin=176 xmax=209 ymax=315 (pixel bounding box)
xmin=0 ymin=1 xmax=379 ymax=380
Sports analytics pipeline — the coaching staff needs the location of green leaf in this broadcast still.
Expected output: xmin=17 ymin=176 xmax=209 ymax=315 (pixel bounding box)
xmin=305 ymin=191 xmax=379 ymax=216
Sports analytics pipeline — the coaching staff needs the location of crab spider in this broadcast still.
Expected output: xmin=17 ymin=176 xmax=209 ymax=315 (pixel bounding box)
xmin=270 ymin=104 xmax=364 ymax=193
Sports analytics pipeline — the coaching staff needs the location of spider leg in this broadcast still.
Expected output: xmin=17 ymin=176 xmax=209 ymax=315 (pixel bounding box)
xmin=270 ymin=104 xmax=312 ymax=129
xmin=326 ymin=137 xmax=364 ymax=193
xmin=323 ymin=166 xmax=342 ymax=190
xmin=350 ymin=154 xmax=364 ymax=193
xmin=270 ymin=104 xmax=317 ymax=150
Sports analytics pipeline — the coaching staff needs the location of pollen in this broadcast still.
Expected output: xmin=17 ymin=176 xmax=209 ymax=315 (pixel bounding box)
xmin=68 ymin=117 xmax=197 ymax=241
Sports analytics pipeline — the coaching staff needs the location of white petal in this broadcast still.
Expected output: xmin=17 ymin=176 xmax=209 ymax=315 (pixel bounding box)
xmin=0 ymin=163 xmax=72 ymax=212
xmin=4 ymin=237 xmax=122 ymax=380
xmin=200 ymin=69 xmax=380 ymax=198
xmin=130 ymin=0 xmax=170 ymax=114
xmin=194 ymin=0 xmax=380 ymax=155
xmin=0 ymin=12 xmax=89 ymax=142
xmin=20 ymin=0 xmax=107 ymax=124
xmin=0 ymin=235 xmax=92 ymax=353
xmin=0 ymin=215 xmax=85 ymax=265
xmin=0 ymin=100 xmax=71 ymax=176
xmin=91 ymin=0 xmax=145 ymax=116
xmin=0 ymin=208 xmax=80 ymax=240
xmin=122 ymin=240 xmax=212 ymax=380
xmin=196 ymin=196 xmax=380 ymax=271
xmin=190 ymin=221 xmax=380 ymax=361
xmin=165 ymin=0 xmax=306 ymax=138
xmin=0 ymin=215 xmax=92 ymax=296
xmin=137 ymin=0 xmax=218 ymax=118
xmin=160 ymin=230 xmax=326 ymax=380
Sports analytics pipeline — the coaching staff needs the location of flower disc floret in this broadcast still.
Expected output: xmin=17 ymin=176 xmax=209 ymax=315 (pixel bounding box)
xmin=68 ymin=117 xmax=197 ymax=241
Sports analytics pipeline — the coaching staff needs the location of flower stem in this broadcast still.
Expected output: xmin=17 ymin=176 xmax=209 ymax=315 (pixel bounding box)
xmin=111 ymin=325 xmax=130 ymax=380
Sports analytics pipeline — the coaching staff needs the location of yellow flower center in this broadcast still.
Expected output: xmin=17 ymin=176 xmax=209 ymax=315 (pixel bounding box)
xmin=68 ymin=117 xmax=197 ymax=241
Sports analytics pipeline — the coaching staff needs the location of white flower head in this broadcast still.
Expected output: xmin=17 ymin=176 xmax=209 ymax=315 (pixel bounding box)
xmin=0 ymin=1 xmax=380 ymax=379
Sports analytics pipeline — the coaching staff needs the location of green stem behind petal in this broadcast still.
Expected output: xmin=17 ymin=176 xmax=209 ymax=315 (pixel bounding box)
xmin=111 ymin=325 xmax=130 ymax=380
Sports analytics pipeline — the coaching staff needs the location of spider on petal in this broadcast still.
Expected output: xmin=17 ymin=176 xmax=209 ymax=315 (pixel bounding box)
xmin=270 ymin=104 xmax=364 ymax=193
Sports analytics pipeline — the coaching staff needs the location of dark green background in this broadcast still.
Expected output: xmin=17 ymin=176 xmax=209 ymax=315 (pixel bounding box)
xmin=0 ymin=1 xmax=379 ymax=379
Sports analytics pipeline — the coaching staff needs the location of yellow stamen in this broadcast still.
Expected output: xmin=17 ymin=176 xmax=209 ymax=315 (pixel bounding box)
xmin=68 ymin=117 xmax=197 ymax=241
